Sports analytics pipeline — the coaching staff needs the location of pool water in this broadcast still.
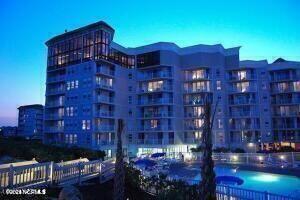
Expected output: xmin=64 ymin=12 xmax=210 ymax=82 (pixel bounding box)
xmin=192 ymin=166 xmax=300 ymax=197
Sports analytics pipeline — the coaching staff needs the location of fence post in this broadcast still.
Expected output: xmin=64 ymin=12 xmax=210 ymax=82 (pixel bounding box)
xmin=291 ymin=152 xmax=295 ymax=167
xmin=49 ymin=161 xmax=54 ymax=185
xmin=8 ymin=164 xmax=14 ymax=188
xmin=78 ymin=162 xmax=82 ymax=185
xmin=98 ymin=160 xmax=102 ymax=183
xmin=264 ymin=191 xmax=269 ymax=200
xmin=246 ymin=153 xmax=249 ymax=164
xmin=226 ymin=185 xmax=230 ymax=198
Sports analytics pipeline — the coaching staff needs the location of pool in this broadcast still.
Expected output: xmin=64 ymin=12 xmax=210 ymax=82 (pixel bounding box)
xmin=169 ymin=164 xmax=300 ymax=197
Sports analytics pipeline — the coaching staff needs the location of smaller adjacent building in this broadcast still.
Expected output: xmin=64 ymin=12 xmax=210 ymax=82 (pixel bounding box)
xmin=0 ymin=126 xmax=18 ymax=137
xmin=18 ymin=104 xmax=44 ymax=139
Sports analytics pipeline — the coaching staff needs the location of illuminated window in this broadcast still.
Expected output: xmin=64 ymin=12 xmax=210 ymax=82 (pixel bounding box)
xmin=151 ymin=120 xmax=158 ymax=128
xmin=217 ymin=81 xmax=221 ymax=90
xmin=82 ymin=120 xmax=91 ymax=130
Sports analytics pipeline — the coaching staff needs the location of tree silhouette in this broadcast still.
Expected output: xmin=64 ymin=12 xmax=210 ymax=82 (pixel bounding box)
xmin=113 ymin=119 xmax=125 ymax=200
xmin=200 ymin=96 xmax=217 ymax=200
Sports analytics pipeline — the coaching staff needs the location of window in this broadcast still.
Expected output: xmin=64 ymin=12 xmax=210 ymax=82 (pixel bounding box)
xmin=128 ymin=73 xmax=132 ymax=79
xmin=216 ymin=81 xmax=221 ymax=90
xmin=82 ymin=120 xmax=91 ymax=130
xmin=150 ymin=120 xmax=158 ymax=128
xmin=128 ymin=86 xmax=132 ymax=92
xmin=128 ymin=96 xmax=132 ymax=104
xmin=218 ymin=119 xmax=223 ymax=128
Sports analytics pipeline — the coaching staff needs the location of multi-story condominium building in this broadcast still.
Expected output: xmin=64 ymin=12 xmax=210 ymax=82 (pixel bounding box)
xmin=18 ymin=104 xmax=44 ymax=139
xmin=0 ymin=126 xmax=18 ymax=137
xmin=44 ymin=21 xmax=300 ymax=157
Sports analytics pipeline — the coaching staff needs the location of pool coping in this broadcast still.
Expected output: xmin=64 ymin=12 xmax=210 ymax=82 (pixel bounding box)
xmin=216 ymin=163 xmax=300 ymax=178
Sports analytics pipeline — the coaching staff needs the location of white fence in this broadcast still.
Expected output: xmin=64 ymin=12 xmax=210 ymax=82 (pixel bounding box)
xmin=0 ymin=158 xmax=114 ymax=189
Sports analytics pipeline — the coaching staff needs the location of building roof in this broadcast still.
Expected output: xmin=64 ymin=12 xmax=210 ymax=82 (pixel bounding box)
xmin=45 ymin=21 xmax=115 ymax=46
xmin=18 ymin=104 xmax=44 ymax=110
xmin=112 ymin=41 xmax=241 ymax=56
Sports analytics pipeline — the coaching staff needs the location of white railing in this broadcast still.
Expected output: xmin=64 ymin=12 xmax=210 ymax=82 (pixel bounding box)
xmin=0 ymin=158 xmax=114 ymax=189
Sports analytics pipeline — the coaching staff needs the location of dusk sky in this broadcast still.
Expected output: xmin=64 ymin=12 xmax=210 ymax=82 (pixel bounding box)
xmin=0 ymin=0 xmax=299 ymax=126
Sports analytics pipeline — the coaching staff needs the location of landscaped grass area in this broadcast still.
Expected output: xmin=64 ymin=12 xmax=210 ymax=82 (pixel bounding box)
xmin=0 ymin=136 xmax=105 ymax=163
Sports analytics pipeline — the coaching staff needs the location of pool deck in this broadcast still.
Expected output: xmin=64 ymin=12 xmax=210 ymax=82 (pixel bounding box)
xmin=184 ymin=161 xmax=300 ymax=177
xmin=217 ymin=163 xmax=300 ymax=177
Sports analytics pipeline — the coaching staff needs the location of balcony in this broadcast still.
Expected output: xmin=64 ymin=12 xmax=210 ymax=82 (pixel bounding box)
xmin=138 ymin=98 xmax=173 ymax=105
xmin=45 ymin=101 xmax=64 ymax=107
xmin=138 ymin=71 xmax=172 ymax=80
xmin=139 ymin=125 xmax=172 ymax=131
xmin=228 ymin=99 xmax=256 ymax=105
xmin=95 ymin=96 xmax=114 ymax=104
xmin=229 ymin=124 xmax=260 ymax=130
xmin=94 ymin=125 xmax=115 ymax=132
xmin=184 ymin=138 xmax=201 ymax=144
xmin=95 ymin=82 xmax=114 ymax=90
xmin=94 ymin=111 xmax=114 ymax=118
xmin=184 ymin=126 xmax=203 ymax=131
xmin=96 ymin=67 xmax=115 ymax=76
xmin=228 ymin=74 xmax=256 ymax=81
xmin=138 ymin=85 xmax=172 ymax=93
xmin=47 ymin=76 xmax=65 ymax=83
xmin=97 ymin=140 xmax=115 ymax=146
xmin=184 ymin=88 xmax=210 ymax=93
xmin=230 ymin=111 xmax=257 ymax=118
xmin=184 ymin=113 xmax=203 ymax=118
xmin=184 ymin=99 xmax=206 ymax=105
xmin=136 ymin=139 xmax=174 ymax=145
xmin=46 ymin=88 xmax=65 ymax=95
xmin=44 ymin=126 xmax=64 ymax=132
xmin=140 ymin=112 xmax=173 ymax=118
xmin=45 ymin=113 xmax=64 ymax=120
xmin=229 ymin=87 xmax=256 ymax=93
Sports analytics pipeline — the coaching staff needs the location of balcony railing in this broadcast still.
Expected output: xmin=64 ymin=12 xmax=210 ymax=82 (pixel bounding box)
xmin=138 ymin=72 xmax=172 ymax=80
xmin=97 ymin=140 xmax=115 ymax=146
xmin=96 ymin=67 xmax=115 ymax=76
xmin=140 ymin=112 xmax=173 ymax=118
xmin=184 ymin=113 xmax=203 ymax=118
xmin=228 ymin=74 xmax=256 ymax=81
xmin=47 ymin=76 xmax=65 ymax=83
xmin=138 ymin=85 xmax=172 ymax=93
xmin=184 ymin=126 xmax=203 ymax=131
xmin=136 ymin=139 xmax=174 ymax=145
xmin=95 ymin=111 xmax=114 ymax=118
xmin=184 ymin=88 xmax=210 ymax=93
xmin=45 ymin=101 xmax=64 ymax=107
xmin=46 ymin=88 xmax=65 ymax=95
xmin=138 ymin=98 xmax=173 ymax=105
xmin=230 ymin=111 xmax=257 ymax=117
xmin=184 ymin=138 xmax=201 ymax=144
xmin=45 ymin=113 xmax=64 ymax=119
xmin=44 ymin=127 xmax=64 ymax=132
xmin=229 ymin=124 xmax=260 ymax=130
xmin=139 ymin=126 xmax=172 ymax=131
xmin=229 ymin=87 xmax=256 ymax=93
xmin=95 ymin=96 xmax=114 ymax=104
xmin=94 ymin=125 xmax=115 ymax=132
xmin=95 ymin=82 xmax=114 ymax=90
xmin=228 ymin=99 xmax=256 ymax=105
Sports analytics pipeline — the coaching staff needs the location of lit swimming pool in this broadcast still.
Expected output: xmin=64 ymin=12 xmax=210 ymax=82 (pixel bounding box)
xmin=170 ymin=164 xmax=300 ymax=197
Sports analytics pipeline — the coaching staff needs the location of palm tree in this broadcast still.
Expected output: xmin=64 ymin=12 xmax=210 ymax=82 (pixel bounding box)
xmin=200 ymin=96 xmax=217 ymax=200
xmin=113 ymin=119 xmax=125 ymax=200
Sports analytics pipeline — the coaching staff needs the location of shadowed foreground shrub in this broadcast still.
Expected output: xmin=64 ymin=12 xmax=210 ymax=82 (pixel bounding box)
xmin=0 ymin=136 xmax=105 ymax=162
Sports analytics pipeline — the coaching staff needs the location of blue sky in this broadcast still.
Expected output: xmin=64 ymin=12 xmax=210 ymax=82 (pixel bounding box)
xmin=0 ymin=0 xmax=300 ymax=125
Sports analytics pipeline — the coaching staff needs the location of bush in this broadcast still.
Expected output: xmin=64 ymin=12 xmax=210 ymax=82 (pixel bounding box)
xmin=190 ymin=146 xmax=203 ymax=152
xmin=0 ymin=136 xmax=105 ymax=162
xmin=232 ymin=148 xmax=245 ymax=153
xmin=213 ymin=147 xmax=230 ymax=153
